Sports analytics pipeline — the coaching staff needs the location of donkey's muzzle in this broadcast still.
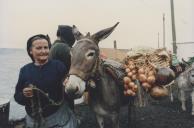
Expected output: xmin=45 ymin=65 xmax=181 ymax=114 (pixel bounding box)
xmin=65 ymin=75 xmax=86 ymax=99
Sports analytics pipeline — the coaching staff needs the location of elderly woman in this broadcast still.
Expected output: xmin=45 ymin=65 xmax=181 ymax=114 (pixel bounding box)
xmin=14 ymin=34 xmax=77 ymax=128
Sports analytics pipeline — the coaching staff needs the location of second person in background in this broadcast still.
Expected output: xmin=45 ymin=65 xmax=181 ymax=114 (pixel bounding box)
xmin=49 ymin=25 xmax=75 ymax=110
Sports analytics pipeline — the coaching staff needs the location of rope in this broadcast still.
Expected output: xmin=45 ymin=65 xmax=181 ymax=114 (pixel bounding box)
xmin=32 ymin=87 xmax=64 ymax=106
xmin=29 ymin=84 xmax=64 ymax=128
xmin=163 ymin=80 xmax=175 ymax=88
xmin=30 ymin=89 xmax=45 ymax=128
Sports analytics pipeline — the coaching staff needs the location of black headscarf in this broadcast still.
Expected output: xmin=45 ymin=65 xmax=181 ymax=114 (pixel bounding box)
xmin=26 ymin=34 xmax=51 ymax=61
xmin=56 ymin=25 xmax=75 ymax=47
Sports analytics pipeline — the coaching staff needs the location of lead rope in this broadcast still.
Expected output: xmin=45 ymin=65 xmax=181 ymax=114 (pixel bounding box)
xmin=30 ymin=85 xmax=45 ymax=128
xmin=29 ymin=84 xmax=64 ymax=128
xmin=36 ymin=89 xmax=45 ymax=128
xmin=32 ymin=87 xmax=64 ymax=106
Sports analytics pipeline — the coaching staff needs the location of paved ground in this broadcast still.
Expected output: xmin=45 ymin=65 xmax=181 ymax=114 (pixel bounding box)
xmin=76 ymin=98 xmax=194 ymax=128
xmin=0 ymin=98 xmax=194 ymax=128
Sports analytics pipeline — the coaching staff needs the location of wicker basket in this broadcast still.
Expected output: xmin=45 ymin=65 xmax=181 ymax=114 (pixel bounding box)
xmin=122 ymin=48 xmax=172 ymax=104
xmin=124 ymin=48 xmax=171 ymax=72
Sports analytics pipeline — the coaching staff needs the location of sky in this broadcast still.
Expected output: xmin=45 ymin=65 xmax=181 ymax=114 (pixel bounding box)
xmin=0 ymin=0 xmax=194 ymax=51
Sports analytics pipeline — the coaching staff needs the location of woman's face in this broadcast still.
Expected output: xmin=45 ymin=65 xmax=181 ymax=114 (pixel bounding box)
xmin=30 ymin=39 xmax=49 ymax=65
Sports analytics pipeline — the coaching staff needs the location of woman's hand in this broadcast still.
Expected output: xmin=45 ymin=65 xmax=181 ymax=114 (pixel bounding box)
xmin=63 ymin=78 xmax=69 ymax=87
xmin=23 ymin=87 xmax=33 ymax=97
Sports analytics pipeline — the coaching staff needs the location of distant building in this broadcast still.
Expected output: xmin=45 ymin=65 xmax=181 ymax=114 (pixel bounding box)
xmin=100 ymin=40 xmax=129 ymax=62
xmin=100 ymin=48 xmax=129 ymax=62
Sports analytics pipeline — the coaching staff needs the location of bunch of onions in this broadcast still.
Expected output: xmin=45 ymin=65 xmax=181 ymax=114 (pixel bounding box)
xmin=123 ymin=59 xmax=168 ymax=98
xmin=138 ymin=67 xmax=156 ymax=91
xmin=123 ymin=48 xmax=172 ymax=99
xmin=123 ymin=60 xmax=138 ymax=96
xmin=150 ymin=86 xmax=168 ymax=99
xmin=138 ymin=67 xmax=169 ymax=98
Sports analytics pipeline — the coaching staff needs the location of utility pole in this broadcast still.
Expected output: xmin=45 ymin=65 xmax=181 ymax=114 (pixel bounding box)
xmin=113 ymin=40 xmax=117 ymax=49
xmin=158 ymin=32 xmax=160 ymax=48
xmin=163 ymin=13 xmax=166 ymax=48
xmin=113 ymin=40 xmax=117 ymax=60
xmin=170 ymin=0 xmax=177 ymax=54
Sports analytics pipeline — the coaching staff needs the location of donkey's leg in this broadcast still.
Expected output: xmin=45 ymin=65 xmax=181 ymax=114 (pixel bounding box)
xmin=180 ymin=90 xmax=186 ymax=111
xmin=191 ymin=90 xmax=194 ymax=115
xmin=170 ymin=85 xmax=174 ymax=102
xmin=110 ymin=113 xmax=119 ymax=128
xmin=96 ymin=114 xmax=104 ymax=128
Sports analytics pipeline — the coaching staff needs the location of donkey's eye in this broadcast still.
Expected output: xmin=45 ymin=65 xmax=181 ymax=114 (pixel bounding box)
xmin=88 ymin=52 xmax=94 ymax=57
xmin=85 ymin=50 xmax=95 ymax=60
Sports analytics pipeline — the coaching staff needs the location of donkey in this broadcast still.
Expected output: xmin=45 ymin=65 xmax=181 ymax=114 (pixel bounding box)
xmin=64 ymin=22 xmax=128 ymax=128
xmin=175 ymin=63 xmax=194 ymax=115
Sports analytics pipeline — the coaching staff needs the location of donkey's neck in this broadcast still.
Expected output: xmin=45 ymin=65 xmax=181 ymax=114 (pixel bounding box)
xmin=89 ymin=59 xmax=121 ymax=110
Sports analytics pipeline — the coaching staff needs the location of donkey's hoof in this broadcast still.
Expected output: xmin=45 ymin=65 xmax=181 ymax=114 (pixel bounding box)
xmin=181 ymin=106 xmax=186 ymax=111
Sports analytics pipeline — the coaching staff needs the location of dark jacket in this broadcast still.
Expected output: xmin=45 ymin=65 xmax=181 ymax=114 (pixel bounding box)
xmin=49 ymin=40 xmax=71 ymax=71
xmin=14 ymin=60 xmax=67 ymax=117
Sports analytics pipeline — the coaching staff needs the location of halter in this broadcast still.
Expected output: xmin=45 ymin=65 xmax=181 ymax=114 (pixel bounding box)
xmin=88 ymin=56 xmax=101 ymax=81
xmin=68 ymin=56 xmax=101 ymax=81
xmin=68 ymin=38 xmax=102 ymax=81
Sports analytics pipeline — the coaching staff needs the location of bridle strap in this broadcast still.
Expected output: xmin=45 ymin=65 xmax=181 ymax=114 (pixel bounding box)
xmin=68 ymin=69 xmax=88 ymax=80
xmin=89 ymin=57 xmax=100 ymax=79
xmin=68 ymin=38 xmax=100 ymax=81
xmin=68 ymin=57 xmax=101 ymax=81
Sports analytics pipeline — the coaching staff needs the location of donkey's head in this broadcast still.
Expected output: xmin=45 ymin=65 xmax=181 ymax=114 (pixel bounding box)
xmin=65 ymin=22 xmax=119 ymax=98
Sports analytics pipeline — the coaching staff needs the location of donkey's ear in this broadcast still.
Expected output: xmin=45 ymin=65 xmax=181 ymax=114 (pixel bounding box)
xmin=91 ymin=22 xmax=119 ymax=43
xmin=72 ymin=25 xmax=84 ymax=40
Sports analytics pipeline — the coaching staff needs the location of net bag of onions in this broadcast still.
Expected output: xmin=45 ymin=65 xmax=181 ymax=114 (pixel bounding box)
xmin=122 ymin=47 xmax=172 ymax=99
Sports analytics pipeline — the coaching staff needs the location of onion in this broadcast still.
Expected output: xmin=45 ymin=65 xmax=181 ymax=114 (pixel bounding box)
xmin=142 ymin=82 xmax=151 ymax=89
xmin=129 ymin=65 xmax=135 ymax=70
xmin=132 ymin=84 xmax=138 ymax=92
xmin=125 ymin=68 xmax=130 ymax=73
xmin=147 ymin=75 xmax=156 ymax=84
xmin=132 ymin=69 xmax=137 ymax=74
xmin=123 ymin=77 xmax=131 ymax=84
xmin=128 ymin=60 xmax=134 ymax=65
xmin=150 ymin=86 xmax=168 ymax=98
xmin=126 ymin=89 xmax=136 ymax=96
xmin=131 ymin=74 xmax=137 ymax=81
xmin=148 ymin=70 xmax=155 ymax=76
xmin=124 ymin=84 xmax=128 ymax=89
xmin=139 ymin=74 xmax=147 ymax=82
xmin=127 ymin=72 xmax=133 ymax=77
xmin=128 ymin=82 xmax=135 ymax=88
xmin=138 ymin=68 xmax=145 ymax=74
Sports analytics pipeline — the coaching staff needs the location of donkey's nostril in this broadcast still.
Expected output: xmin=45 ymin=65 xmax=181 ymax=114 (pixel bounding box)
xmin=65 ymin=88 xmax=78 ymax=97
xmin=75 ymin=86 xmax=79 ymax=92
